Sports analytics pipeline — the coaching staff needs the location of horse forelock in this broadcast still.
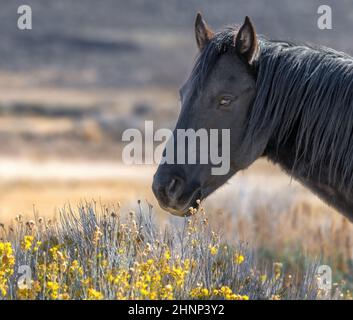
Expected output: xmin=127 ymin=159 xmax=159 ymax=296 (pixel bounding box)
xmin=190 ymin=25 xmax=240 ymax=91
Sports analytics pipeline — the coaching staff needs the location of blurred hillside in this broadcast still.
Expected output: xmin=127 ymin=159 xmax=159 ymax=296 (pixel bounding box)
xmin=0 ymin=0 xmax=352 ymax=160
xmin=0 ymin=0 xmax=352 ymax=89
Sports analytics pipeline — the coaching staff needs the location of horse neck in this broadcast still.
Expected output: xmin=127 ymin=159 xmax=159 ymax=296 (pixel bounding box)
xmin=263 ymin=125 xmax=299 ymax=176
xmin=263 ymin=123 xmax=353 ymax=221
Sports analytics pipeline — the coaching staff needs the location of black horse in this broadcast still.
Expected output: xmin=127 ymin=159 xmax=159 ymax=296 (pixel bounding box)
xmin=153 ymin=13 xmax=353 ymax=222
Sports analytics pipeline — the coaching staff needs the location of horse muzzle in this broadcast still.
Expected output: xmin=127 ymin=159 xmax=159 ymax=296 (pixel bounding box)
xmin=152 ymin=169 xmax=202 ymax=217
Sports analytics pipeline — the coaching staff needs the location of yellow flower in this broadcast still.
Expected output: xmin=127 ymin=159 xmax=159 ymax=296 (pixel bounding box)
xmin=171 ymin=265 xmax=187 ymax=287
xmin=87 ymin=288 xmax=104 ymax=300
xmin=164 ymin=250 xmax=171 ymax=261
xmin=190 ymin=287 xmax=210 ymax=299
xmin=208 ymin=245 xmax=218 ymax=256
xmin=149 ymin=291 xmax=157 ymax=300
xmin=69 ymin=260 xmax=83 ymax=276
xmin=49 ymin=245 xmax=61 ymax=260
xmin=21 ymin=236 xmax=34 ymax=251
xmin=234 ymin=253 xmax=245 ymax=265
xmin=81 ymin=277 xmax=92 ymax=287
xmin=0 ymin=242 xmax=15 ymax=297
xmin=47 ymin=281 xmax=60 ymax=300
xmin=33 ymin=241 xmax=42 ymax=252
xmin=213 ymin=286 xmax=249 ymax=300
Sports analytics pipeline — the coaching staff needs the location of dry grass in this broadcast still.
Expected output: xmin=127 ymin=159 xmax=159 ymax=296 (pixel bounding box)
xmin=0 ymin=201 xmax=347 ymax=300
xmin=205 ymin=199 xmax=353 ymax=293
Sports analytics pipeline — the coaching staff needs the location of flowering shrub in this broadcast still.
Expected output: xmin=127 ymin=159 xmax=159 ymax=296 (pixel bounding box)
xmin=0 ymin=202 xmax=343 ymax=300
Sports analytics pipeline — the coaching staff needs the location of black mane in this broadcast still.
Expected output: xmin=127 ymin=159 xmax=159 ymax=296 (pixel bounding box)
xmin=192 ymin=26 xmax=353 ymax=192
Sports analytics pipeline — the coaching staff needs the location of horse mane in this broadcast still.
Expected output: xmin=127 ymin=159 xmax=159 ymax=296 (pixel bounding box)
xmin=192 ymin=26 xmax=353 ymax=191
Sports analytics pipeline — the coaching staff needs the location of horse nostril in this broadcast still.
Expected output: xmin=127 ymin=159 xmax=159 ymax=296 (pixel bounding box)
xmin=166 ymin=177 xmax=184 ymax=201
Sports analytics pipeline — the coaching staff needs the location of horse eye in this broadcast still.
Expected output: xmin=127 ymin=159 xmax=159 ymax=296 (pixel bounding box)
xmin=218 ymin=96 xmax=233 ymax=108
xmin=220 ymin=98 xmax=230 ymax=105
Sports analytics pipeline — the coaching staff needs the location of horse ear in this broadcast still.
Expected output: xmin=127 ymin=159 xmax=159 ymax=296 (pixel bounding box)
xmin=235 ymin=16 xmax=258 ymax=63
xmin=195 ymin=12 xmax=214 ymax=51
